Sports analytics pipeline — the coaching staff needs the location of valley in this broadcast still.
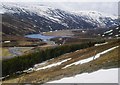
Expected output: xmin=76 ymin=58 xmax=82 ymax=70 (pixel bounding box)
xmin=1 ymin=2 xmax=120 ymax=84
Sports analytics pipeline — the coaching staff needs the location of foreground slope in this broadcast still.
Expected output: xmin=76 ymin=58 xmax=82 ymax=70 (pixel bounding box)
xmin=3 ymin=40 xmax=120 ymax=83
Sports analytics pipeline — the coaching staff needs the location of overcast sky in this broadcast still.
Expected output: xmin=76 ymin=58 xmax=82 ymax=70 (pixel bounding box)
xmin=42 ymin=2 xmax=118 ymax=16
xmin=0 ymin=0 xmax=119 ymax=2
xmin=0 ymin=0 xmax=119 ymax=16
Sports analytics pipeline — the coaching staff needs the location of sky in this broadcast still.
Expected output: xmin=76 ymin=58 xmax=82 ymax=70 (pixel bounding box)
xmin=0 ymin=0 xmax=119 ymax=2
xmin=42 ymin=2 xmax=118 ymax=16
xmin=0 ymin=0 xmax=119 ymax=16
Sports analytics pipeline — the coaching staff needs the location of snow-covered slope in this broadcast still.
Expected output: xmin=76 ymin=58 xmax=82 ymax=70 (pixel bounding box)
xmin=72 ymin=11 xmax=118 ymax=27
xmin=1 ymin=2 xmax=119 ymax=35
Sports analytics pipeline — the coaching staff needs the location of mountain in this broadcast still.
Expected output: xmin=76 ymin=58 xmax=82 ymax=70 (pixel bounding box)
xmin=0 ymin=2 xmax=119 ymax=35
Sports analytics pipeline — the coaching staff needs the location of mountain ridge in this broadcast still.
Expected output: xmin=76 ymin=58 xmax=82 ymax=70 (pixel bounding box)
xmin=1 ymin=2 xmax=119 ymax=35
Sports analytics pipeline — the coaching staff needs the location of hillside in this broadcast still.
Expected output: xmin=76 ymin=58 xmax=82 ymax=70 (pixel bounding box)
xmin=1 ymin=2 xmax=119 ymax=36
xmin=2 ymin=40 xmax=120 ymax=83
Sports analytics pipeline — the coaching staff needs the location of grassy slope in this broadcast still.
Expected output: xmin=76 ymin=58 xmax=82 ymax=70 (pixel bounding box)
xmin=2 ymin=48 xmax=13 ymax=57
xmin=2 ymin=40 xmax=120 ymax=83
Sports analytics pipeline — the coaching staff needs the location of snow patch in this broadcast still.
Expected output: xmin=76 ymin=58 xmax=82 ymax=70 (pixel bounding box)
xmin=116 ymin=27 xmax=119 ymax=30
xmin=94 ymin=42 xmax=108 ymax=46
xmin=108 ymin=33 xmax=113 ymax=35
xmin=102 ymin=35 xmax=105 ymax=37
xmin=115 ymin=35 xmax=119 ymax=37
xmin=4 ymin=41 xmax=11 ymax=43
xmin=104 ymin=30 xmax=113 ymax=34
xmin=35 ymin=58 xmax=71 ymax=71
xmin=34 ymin=62 xmax=47 ymax=68
xmin=48 ymin=68 xmax=118 ymax=83
xmin=63 ymin=46 xmax=119 ymax=69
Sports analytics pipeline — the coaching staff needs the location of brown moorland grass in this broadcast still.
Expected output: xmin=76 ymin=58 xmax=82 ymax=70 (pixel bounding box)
xmin=2 ymin=40 xmax=120 ymax=83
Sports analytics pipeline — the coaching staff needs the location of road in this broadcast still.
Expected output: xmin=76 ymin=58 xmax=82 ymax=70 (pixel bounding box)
xmin=8 ymin=47 xmax=22 ymax=56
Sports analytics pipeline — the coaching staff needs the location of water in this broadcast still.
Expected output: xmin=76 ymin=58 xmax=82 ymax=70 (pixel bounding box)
xmin=25 ymin=34 xmax=57 ymax=41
